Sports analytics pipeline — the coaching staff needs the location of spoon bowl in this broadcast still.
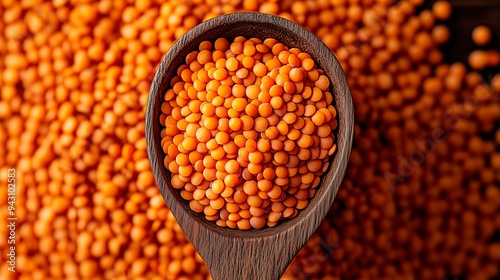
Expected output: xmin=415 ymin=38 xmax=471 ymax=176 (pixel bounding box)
xmin=146 ymin=12 xmax=353 ymax=280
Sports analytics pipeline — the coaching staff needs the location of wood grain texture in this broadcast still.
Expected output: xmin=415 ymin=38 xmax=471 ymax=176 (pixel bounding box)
xmin=145 ymin=12 xmax=353 ymax=280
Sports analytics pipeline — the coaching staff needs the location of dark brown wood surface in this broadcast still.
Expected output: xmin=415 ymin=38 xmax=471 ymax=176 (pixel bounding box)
xmin=145 ymin=12 xmax=354 ymax=280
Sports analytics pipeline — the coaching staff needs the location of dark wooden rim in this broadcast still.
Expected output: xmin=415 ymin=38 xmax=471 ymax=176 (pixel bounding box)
xmin=146 ymin=12 xmax=354 ymax=240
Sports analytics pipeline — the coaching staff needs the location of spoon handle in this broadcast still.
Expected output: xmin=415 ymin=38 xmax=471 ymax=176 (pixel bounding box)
xmin=205 ymin=239 xmax=285 ymax=280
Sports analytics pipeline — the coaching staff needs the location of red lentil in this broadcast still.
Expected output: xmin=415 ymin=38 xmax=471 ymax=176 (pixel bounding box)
xmin=2 ymin=0 xmax=499 ymax=279
xmin=161 ymin=37 xmax=337 ymax=230
xmin=472 ymin=25 xmax=492 ymax=46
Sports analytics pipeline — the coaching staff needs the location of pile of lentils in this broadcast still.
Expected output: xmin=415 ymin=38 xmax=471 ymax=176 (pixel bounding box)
xmin=161 ymin=36 xmax=338 ymax=229
xmin=0 ymin=0 xmax=498 ymax=279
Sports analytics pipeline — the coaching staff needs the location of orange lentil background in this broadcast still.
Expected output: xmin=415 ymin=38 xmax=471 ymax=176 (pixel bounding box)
xmin=0 ymin=0 xmax=499 ymax=279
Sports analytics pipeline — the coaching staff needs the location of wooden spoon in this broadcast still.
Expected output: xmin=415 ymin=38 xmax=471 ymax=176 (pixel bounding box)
xmin=146 ymin=12 xmax=353 ymax=280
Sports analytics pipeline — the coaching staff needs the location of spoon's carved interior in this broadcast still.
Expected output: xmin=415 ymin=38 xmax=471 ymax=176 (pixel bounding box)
xmin=146 ymin=12 xmax=353 ymax=279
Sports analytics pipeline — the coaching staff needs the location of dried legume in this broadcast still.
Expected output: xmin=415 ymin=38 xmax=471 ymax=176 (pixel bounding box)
xmin=160 ymin=37 xmax=337 ymax=230
xmin=1 ymin=0 xmax=499 ymax=279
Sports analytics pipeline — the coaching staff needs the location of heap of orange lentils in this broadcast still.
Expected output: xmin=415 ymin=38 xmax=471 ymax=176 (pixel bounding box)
xmin=0 ymin=0 xmax=499 ymax=279
xmin=160 ymin=36 xmax=338 ymax=229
